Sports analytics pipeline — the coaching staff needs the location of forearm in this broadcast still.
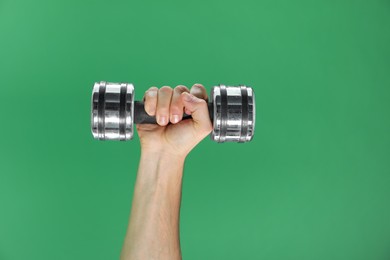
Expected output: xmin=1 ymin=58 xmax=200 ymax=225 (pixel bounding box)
xmin=120 ymin=150 xmax=185 ymax=260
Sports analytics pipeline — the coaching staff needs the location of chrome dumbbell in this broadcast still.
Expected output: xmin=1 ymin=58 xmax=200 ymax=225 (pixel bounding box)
xmin=91 ymin=81 xmax=256 ymax=143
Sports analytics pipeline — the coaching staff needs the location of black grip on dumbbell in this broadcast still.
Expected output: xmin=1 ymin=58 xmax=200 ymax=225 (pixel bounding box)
xmin=134 ymin=101 xmax=214 ymax=124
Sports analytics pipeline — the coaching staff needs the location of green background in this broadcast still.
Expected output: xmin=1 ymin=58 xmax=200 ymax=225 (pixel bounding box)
xmin=1 ymin=0 xmax=389 ymax=259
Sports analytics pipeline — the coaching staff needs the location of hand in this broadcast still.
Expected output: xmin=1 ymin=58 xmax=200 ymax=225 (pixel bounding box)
xmin=136 ymin=84 xmax=213 ymax=158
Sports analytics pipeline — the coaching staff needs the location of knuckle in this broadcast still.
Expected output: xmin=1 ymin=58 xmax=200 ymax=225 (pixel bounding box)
xmin=192 ymin=83 xmax=206 ymax=91
xmin=146 ymin=87 xmax=158 ymax=98
xmin=191 ymin=84 xmax=207 ymax=98
xmin=160 ymin=86 xmax=173 ymax=93
xmin=175 ymin=85 xmax=189 ymax=93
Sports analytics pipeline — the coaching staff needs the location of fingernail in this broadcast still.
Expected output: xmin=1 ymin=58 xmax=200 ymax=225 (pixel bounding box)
xmin=172 ymin=114 xmax=180 ymax=123
xmin=158 ymin=116 xmax=167 ymax=125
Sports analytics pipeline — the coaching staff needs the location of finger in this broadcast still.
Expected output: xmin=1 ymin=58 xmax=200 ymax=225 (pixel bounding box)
xmin=181 ymin=92 xmax=213 ymax=134
xmin=156 ymin=86 xmax=173 ymax=126
xmin=170 ymin=85 xmax=190 ymax=124
xmin=190 ymin=83 xmax=208 ymax=101
xmin=143 ymin=87 xmax=158 ymax=116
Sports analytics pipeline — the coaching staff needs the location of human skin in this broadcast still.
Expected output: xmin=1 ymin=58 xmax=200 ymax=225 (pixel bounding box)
xmin=120 ymin=84 xmax=213 ymax=260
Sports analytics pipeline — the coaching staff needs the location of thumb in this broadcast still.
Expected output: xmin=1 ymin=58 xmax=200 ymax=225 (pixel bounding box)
xmin=181 ymin=92 xmax=213 ymax=133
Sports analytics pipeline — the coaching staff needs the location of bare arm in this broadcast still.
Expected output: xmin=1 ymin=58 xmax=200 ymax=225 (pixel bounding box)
xmin=120 ymin=84 xmax=212 ymax=260
xmin=121 ymin=151 xmax=185 ymax=259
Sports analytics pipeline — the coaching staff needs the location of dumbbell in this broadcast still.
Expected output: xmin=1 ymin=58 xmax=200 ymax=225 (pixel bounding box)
xmin=91 ymin=81 xmax=256 ymax=143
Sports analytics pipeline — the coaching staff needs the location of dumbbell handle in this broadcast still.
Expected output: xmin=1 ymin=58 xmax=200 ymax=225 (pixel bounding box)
xmin=133 ymin=101 xmax=214 ymax=124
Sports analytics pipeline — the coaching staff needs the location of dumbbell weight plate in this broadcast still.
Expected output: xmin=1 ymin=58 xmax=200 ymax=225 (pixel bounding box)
xmin=91 ymin=81 xmax=256 ymax=143
xmin=91 ymin=82 xmax=135 ymax=140
xmin=211 ymin=85 xmax=255 ymax=143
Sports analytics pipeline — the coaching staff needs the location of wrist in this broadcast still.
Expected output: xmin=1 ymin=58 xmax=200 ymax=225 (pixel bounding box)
xmin=137 ymin=149 xmax=186 ymax=183
xmin=140 ymin=148 xmax=187 ymax=163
